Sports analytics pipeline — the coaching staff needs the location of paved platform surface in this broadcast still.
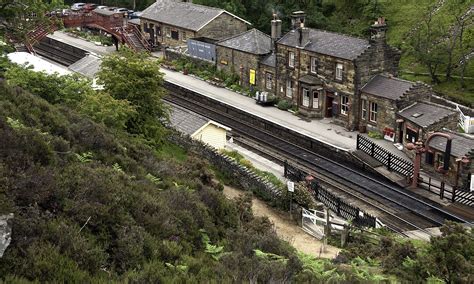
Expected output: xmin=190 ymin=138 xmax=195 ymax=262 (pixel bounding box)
xmin=48 ymin=31 xmax=116 ymax=56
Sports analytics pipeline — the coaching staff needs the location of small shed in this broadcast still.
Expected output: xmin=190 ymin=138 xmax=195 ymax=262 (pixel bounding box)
xmin=169 ymin=104 xmax=231 ymax=149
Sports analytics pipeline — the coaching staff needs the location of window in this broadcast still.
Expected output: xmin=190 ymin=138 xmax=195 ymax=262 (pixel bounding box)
xmin=156 ymin=26 xmax=161 ymax=36
xmin=425 ymin=152 xmax=434 ymax=165
xmin=336 ymin=63 xmax=343 ymax=80
xmin=437 ymin=154 xmax=444 ymax=169
xmin=286 ymin=80 xmax=293 ymax=98
xmin=302 ymin=88 xmax=310 ymax=107
xmin=265 ymin=72 xmax=273 ymax=90
xmin=171 ymin=30 xmax=179 ymax=40
xmin=406 ymin=127 xmax=418 ymax=143
xmin=369 ymin=101 xmax=378 ymax=122
xmin=182 ymin=31 xmax=187 ymax=42
xmin=340 ymin=95 xmax=349 ymax=115
xmin=312 ymin=91 xmax=319 ymax=108
xmin=165 ymin=27 xmax=171 ymax=37
xmin=310 ymin=57 xmax=318 ymax=74
xmin=361 ymin=99 xmax=367 ymax=120
xmin=288 ymin=51 xmax=295 ymax=68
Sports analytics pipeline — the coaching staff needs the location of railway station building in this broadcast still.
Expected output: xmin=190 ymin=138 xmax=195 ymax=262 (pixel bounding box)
xmin=139 ymin=0 xmax=250 ymax=47
xmin=272 ymin=14 xmax=400 ymax=130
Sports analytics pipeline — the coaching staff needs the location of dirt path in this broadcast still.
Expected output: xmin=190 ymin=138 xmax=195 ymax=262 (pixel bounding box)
xmin=223 ymin=186 xmax=340 ymax=259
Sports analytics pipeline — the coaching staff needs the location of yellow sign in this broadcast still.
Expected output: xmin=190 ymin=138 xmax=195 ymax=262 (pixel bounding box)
xmin=249 ymin=69 xmax=256 ymax=85
xmin=220 ymin=60 xmax=228 ymax=65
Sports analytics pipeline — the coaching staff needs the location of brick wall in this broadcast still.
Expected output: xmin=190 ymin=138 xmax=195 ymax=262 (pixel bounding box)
xmin=216 ymin=46 xmax=262 ymax=88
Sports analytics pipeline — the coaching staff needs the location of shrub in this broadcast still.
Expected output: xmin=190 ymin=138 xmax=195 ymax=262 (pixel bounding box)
xmin=368 ymin=131 xmax=383 ymax=139
xmin=277 ymin=99 xmax=293 ymax=110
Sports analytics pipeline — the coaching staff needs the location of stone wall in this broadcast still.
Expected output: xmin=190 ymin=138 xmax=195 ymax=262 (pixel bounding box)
xmin=258 ymin=64 xmax=277 ymax=94
xmin=141 ymin=19 xmax=196 ymax=47
xmin=396 ymin=83 xmax=432 ymax=110
xmin=360 ymin=93 xmax=398 ymax=137
xmin=431 ymin=95 xmax=474 ymax=115
xmin=216 ymin=46 xmax=262 ymax=88
xmin=197 ymin=13 xmax=248 ymax=41
xmin=168 ymin=132 xmax=281 ymax=202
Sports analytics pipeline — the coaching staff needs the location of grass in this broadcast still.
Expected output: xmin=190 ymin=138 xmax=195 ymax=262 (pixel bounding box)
xmin=155 ymin=142 xmax=188 ymax=162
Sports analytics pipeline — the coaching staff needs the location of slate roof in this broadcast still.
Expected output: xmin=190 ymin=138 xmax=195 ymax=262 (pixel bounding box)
xmin=260 ymin=53 xmax=276 ymax=67
xmin=361 ymin=75 xmax=414 ymax=100
xmin=397 ymin=102 xmax=456 ymax=128
xmin=217 ymin=29 xmax=271 ymax=55
xmin=68 ymin=54 xmax=101 ymax=78
xmin=140 ymin=0 xmax=250 ymax=32
xmin=429 ymin=132 xmax=474 ymax=158
xmin=128 ymin=18 xmax=140 ymax=25
xmin=168 ymin=103 xmax=230 ymax=136
xmin=277 ymin=29 xmax=370 ymax=60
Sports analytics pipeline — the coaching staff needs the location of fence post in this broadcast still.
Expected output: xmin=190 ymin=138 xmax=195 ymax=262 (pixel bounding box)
xmin=428 ymin=177 xmax=431 ymax=192
xmin=387 ymin=153 xmax=391 ymax=171
xmin=451 ymin=186 xmax=456 ymax=203
xmin=440 ymin=181 xmax=445 ymax=199
xmin=371 ymin=142 xmax=375 ymax=157
xmin=356 ymin=134 xmax=360 ymax=150
xmin=283 ymin=160 xmax=288 ymax=178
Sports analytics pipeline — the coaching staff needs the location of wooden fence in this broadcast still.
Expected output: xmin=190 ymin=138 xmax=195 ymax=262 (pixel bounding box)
xmin=284 ymin=162 xmax=377 ymax=228
xmin=418 ymin=176 xmax=474 ymax=207
xmin=356 ymin=134 xmax=414 ymax=177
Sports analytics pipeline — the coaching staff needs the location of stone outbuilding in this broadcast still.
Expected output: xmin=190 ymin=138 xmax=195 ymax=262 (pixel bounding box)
xmin=169 ymin=103 xmax=231 ymax=149
xmin=421 ymin=131 xmax=474 ymax=190
xmin=139 ymin=0 xmax=250 ymax=47
xmin=216 ymin=28 xmax=272 ymax=89
xmin=274 ymin=13 xmax=400 ymax=129
xmin=397 ymin=102 xmax=458 ymax=147
xmin=359 ymin=74 xmax=431 ymax=142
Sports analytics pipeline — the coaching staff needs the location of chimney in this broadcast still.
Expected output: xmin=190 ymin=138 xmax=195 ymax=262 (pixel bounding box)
xmin=291 ymin=11 xmax=306 ymax=30
xmin=271 ymin=16 xmax=282 ymax=40
xmin=370 ymin=17 xmax=387 ymax=43
xmin=298 ymin=22 xmax=309 ymax=47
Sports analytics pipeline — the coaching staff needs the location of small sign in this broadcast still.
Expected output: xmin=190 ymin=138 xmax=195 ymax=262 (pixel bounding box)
xmin=249 ymin=69 xmax=256 ymax=85
xmin=470 ymin=175 xmax=474 ymax=192
xmin=287 ymin=181 xmax=294 ymax=192
xmin=220 ymin=60 xmax=228 ymax=65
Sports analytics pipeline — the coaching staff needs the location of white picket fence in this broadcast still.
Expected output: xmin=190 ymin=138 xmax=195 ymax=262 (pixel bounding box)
xmin=457 ymin=105 xmax=474 ymax=134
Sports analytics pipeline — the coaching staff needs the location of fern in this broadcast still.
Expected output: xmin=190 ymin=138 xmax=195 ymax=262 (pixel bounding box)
xmin=254 ymin=249 xmax=288 ymax=263
xmin=145 ymin=173 xmax=162 ymax=185
xmin=200 ymin=229 xmax=228 ymax=260
xmin=75 ymin=151 xmax=93 ymax=163
xmin=6 ymin=117 xmax=25 ymax=130
xmin=112 ymin=163 xmax=124 ymax=173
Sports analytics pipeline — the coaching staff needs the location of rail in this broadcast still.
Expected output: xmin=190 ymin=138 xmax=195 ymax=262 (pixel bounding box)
xmin=357 ymin=134 xmax=414 ymax=177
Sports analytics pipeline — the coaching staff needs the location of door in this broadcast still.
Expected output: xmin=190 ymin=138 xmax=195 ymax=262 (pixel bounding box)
xmin=325 ymin=96 xmax=334 ymax=117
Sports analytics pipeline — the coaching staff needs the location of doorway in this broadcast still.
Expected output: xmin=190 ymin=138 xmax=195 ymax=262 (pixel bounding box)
xmin=325 ymin=95 xmax=334 ymax=117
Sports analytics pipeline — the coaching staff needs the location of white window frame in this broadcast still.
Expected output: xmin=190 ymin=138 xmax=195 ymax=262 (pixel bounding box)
xmin=165 ymin=27 xmax=171 ymax=38
xmin=286 ymin=79 xmax=293 ymax=98
xmin=361 ymin=99 xmax=367 ymax=120
xmin=302 ymin=88 xmax=310 ymax=107
xmin=312 ymin=90 xmax=319 ymax=108
xmin=265 ymin=72 xmax=273 ymax=90
xmin=340 ymin=95 xmax=349 ymax=115
xmin=182 ymin=31 xmax=187 ymax=42
xmin=310 ymin=57 xmax=317 ymax=74
xmin=369 ymin=101 xmax=378 ymax=122
xmin=288 ymin=51 xmax=295 ymax=68
xmin=336 ymin=63 xmax=343 ymax=81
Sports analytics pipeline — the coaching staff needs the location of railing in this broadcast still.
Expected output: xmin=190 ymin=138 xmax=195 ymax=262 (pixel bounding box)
xmin=129 ymin=24 xmax=151 ymax=51
xmin=284 ymin=161 xmax=377 ymax=228
xmin=356 ymin=134 xmax=414 ymax=177
xmin=418 ymin=176 xmax=474 ymax=207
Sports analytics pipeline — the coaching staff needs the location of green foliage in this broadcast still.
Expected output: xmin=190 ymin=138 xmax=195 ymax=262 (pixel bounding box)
xmin=368 ymin=131 xmax=383 ymax=139
xmin=97 ymin=48 xmax=169 ymax=144
xmin=75 ymin=152 xmax=93 ymax=163
xmin=277 ymin=99 xmax=293 ymax=111
xmin=65 ymin=28 xmax=113 ymax=46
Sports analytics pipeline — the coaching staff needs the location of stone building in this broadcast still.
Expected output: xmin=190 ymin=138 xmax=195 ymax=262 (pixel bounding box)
xmin=359 ymin=74 xmax=432 ymax=142
xmin=420 ymin=131 xmax=474 ymax=189
xmin=397 ymin=102 xmax=458 ymax=149
xmin=216 ymin=29 xmax=272 ymax=89
xmin=273 ymin=13 xmax=400 ymax=129
xmin=139 ymin=0 xmax=250 ymax=47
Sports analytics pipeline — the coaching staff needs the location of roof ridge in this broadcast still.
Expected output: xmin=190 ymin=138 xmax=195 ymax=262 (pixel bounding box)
xmin=308 ymin=28 xmax=369 ymax=42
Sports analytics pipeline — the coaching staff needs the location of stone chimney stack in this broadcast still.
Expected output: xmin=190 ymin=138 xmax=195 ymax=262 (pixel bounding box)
xmin=291 ymin=11 xmax=306 ymax=30
xmin=298 ymin=22 xmax=310 ymax=47
xmin=271 ymin=15 xmax=282 ymax=40
xmin=370 ymin=17 xmax=387 ymax=43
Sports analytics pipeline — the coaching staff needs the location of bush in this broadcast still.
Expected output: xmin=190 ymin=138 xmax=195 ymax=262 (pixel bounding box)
xmin=368 ymin=131 xmax=383 ymax=139
xmin=277 ymin=99 xmax=293 ymax=110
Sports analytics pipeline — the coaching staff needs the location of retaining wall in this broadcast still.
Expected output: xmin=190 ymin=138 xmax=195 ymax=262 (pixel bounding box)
xmin=168 ymin=132 xmax=281 ymax=202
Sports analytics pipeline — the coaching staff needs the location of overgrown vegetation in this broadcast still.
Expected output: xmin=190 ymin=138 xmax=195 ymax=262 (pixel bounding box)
xmin=64 ymin=28 xmax=113 ymax=46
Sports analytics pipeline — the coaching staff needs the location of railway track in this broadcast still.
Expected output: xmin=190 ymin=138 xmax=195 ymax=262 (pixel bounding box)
xmin=165 ymin=87 xmax=472 ymax=234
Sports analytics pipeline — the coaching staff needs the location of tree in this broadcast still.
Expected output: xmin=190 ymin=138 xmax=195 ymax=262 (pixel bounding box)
xmin=0 ymin=0 xmax=64 ymax=41
xmin=424 ymin=221 xmax=474 ymax=283
xmin=97 ymin=48 xmax=169 ymax=144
